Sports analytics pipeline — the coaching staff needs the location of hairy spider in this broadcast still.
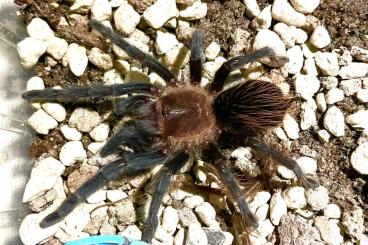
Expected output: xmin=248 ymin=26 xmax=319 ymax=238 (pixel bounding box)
xmin=22 ymin=19 xmax=319 ymax=243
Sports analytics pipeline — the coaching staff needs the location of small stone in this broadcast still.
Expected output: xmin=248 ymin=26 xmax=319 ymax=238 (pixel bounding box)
xmin=179 ymin=0 xmax=207 ymax=21
xmin=305 ymin=186 xmax=329 ymax=211
xmin=286 ymin=45 xmax=304 ymax=74
xmin=283 ymin=113 xmax=300 ymax=139
xmin=205 ymin=42 xmax=220 ymax=61
xmin=278 ymin=165 xmax=295 ymax=179
xmin=297 ymin=156 xmax=317 ymax=174
xmin=273 ymin=23 xmax=296 ymax=48
xmin=359 ymin=235 xmax=368 ymax=245
xmin=113 ymin=2 xmax=140 ymax=35
xmin=186 ymin=223 xmax=208 ymax=245
xmin=357 ymin=89 xmax=368 ymax=103
xmin=243 ymin=0 xmax=260 ymax=18
xmin=103 ymin=69 xmax=124 ymax=84
xmin=59 ymin=141 xmax=87 ymax=166
xmin=351 ymin=46 xmax=368 ymax=63
xmin=106 ymin=189 xmax=127 ymax=202
xmin=310 ymin=26 xmax=331 ymax=49
xmin=346 ymin=110 xmax=368 ymax=131
xmin=120 ymin=225 xmax=142 ymax=240
xmin=251 ymin=5 xmax=272 ymax=30
xmin=320 ymin=76 xmax=338 ymax=89
xmin=42 ymin=103 xmax=66 ymax=122
xmin=163 ymin=43 xmax=190 ymax=68
xmin=69 ymin=108 xmax=101 ymax=132
xmin=318 ymin=129 xmax=331 ymax=143
xmin=337 ymin=47 xmax=353 ymax=66
xmin=315 ymin=52 xmax=339 ymax=76
xmin=125 ymin=68 xmax=150 ymax=83
xmin=350 ymin=143 xmax=368 ymax=175
xmin=154 ymin=226 xmax=173 ymax=244
xmin=324 ymin=204 xmax=341 ymax=219
xmin=274 ymin=127 xmax=288 ymax=141
xmin=88 ymin=47 xmax=113 ymax=70
xmin=325 ymin=88 xmax=344 ymax=104
xmin=316 ymin=93 xmax=327 ymax=112
xmin=178 ymin=207 xmax=199 ymax=227
xmin=340 ymin=79 xmax=363 ymax=96
xmin=340 ymin=62 xmax=368 ymax=79
xmin=87 ymin=189 xmax=107 ymax=204
xmin=183 ymin=195 xmax=204 ymax=209
xmin=229 ymin=28 xmax=251 ymax=57
xmin=272 ymin=0 xmax=306 ymax=27
xmin=269 ymin=193 xmax=287 ymax=226
xmin=300 ymin=99 xmax=317 ymax=130
xmin=282 ymin=186 xmax=306 ymax=209
xmin=195 ymin=202 xmax=218 ymax=228
xmin=323 ymin=106 xmax=345 ymax=137
xmin=113 ymin=38 xmax=149 ymax=60
xmin=69 ymin=51 xmax=88 ymax=76
xmin=26 ymin=76 xmax=45 ymax=91
xmin=290 ymin=0 xmax=320 ymax=14
xmin=162 ymin=206 xmax=179 ymax=234
xmin=62 ymin=43 xmax=86 ymax=67
xmin=91 ymin=0 xmax=112 ymax=21
xmin=255 ymin=204 xmax=269 ymax=221
xmin=251 ymin=219 xmax=275 ymax=238
xmin=315 ymin=216 xmax=344 ymax=245
xmin=26 ymin=18 xmax=54 ymax=40
xmin=303 ymin=57 xmax=319 ymax=76
xmin=60 ymin=125 xmax=82 ymax=141
xmin=17 ymin=37 xmax=47 ymax=68
xmin=143 ymin=0 xmax=178 ymax=29
xmin=100 ymin=222 xmax=117 ymax=235
xmin=46 ymin=36 xmax=68 ymax=60
xmin=89 ymin=123 xmax=110 ymax=142
xmin=110 ymin=199 xmax=137 ymax=225
xmin=293 ymin=74 xmax=320 ymax=100
xmin=70 ymin=0 xmax=94 ymax=13
xmin=155 ymin=31 xmax=179 ymax=55
xmin=28 ymin=109 xmax=58 ymax=135
xmin=249 ymin=191 xmax=271 ymax=211
xmin=66 ymin=163 xmax=99 ymax=193
xmin=174 ymin=228 xmax=185 ymax=245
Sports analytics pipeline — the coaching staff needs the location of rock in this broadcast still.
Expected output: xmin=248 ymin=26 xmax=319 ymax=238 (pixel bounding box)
xmin=205 ymin=42 xmax=220 ymax=61
xmin=305 ymin=186 xmax=329 ymax=211
xmin=310 ymin=26 xmax=331 ymax=49
xmin=46 ymin=36 xmax=68 ymax=60
xmin=249 ymin=191 xmax=271 ymax=212
xmin=283 ymin=113 xmax=300 ymax=139
xmin=59 ymin=141 xmax=87 ymax=166
xmin=60 ymin=125 xmax=82 ymax=141
xmin=273 ymin=23 xmax=295 ymax=48
xmin=26 ymin=18 xmax=54 ymax=40
xmin=350 ymin=142 xmax=368 ymax=175
xmin=302 ymin=43 xmax=318 ymax=58
xmin=359 ymin=235 xmax=368 ymax=245
xmin=315 ymin=52 xmax=339 ymax=76
xmin=340 ymin=78 xmax=363 ymax=96
xmin=86 ymin=189 xmax=107 ymax=204
xmin=70 ymin=0 xmax=94 ymax=13
xmin=303 ymin=57 xmax=319 ymax=76
xmin=88 ymin=47 xmax=113 ymax=70
xmin=269 ymin=193 xmax=287 ymax=226
xmin=110 ymin=199 xmax=137 ymax=225
xmin=17 ymin=37 xmax=47 ymax=68
xmin=186 ymin=223 xmax=208 ymax=245
xmin=286 ymin=45 xmax=303 ymax=74
xmin=195 ymin=202 xmax=218 ymax=228
xmin=143 ymin=0 xmax=178 ymax=29
xmin=162 ymin=206 xmax=179 ymax=234
xmin=89 ymin=123 xmax=110 ymax=142
xmin=346 ymin=110 xmax=368 ymax=131
xmin=351 ymin=46 xmax=368 ymax=63
xmin=278 ymin=214 xmax=322 ymax=245
xmin=340 ymin=62 xmax=368 ymax=79
xmin=293 ymin=74 xmax=320 ymax=100
xmin=163 ymin=43 xmax=190 ymax=68
xmin=323 ymin=106 xmax=345 ymax=137
xmin=114 ymin=2 xmax=140 ymax=35
xmin=42 ymin=103 xmax=66 ymax=122
xmin=315 ymin=216 xmax=344 ymax=245
xmin=229 ymin=28 xmax=251 ymax=57
xmin=120 ymin=225 xmax=142 ymax=240
xmin=69 ymin=51 xmax=88 ymax=76
xmin=318 ymin=129 xmax=331 ymax=142
xmin=28 ymin=109 xmax=58 ymax=135
xmin=155 ymin=31 xmax=179 ymax=55
xmin=243 ymin=0 xmax=260 ymax=18
xmin=251 ymin=5 xmax=272 ymax=30
xmin=252 ymin=29 xmax=287 ymax=67
xmin=106 ymin=189 xmax=127 ymax=202
xmin=274 ymin=127 xmax=288 ymax=141
xmin=66 ymin=163 xmax=99 ymax=193
xmin=26 ymin=76 xmax=45 ymax=91
xmin=320 ymin=76 xmax=338 ymax=89
xmin=113 ymin=38 xmax=149 ymax=60
xmin=250 ymin=219 xmax=275 ymax=238
xmin=324 ymin=204 xmax=341 ymax=219
xmin=174 ymin=228 xmax=185 ymax=245
xmin=178 ymin=207 xmax=199 ymax=227
xmin=62 ymin=43 xmax=86 ymax=67
xmin=125 ymin=67 xmax=150 ymax=83
xmin=282 ymin=186 xmax=306 ymax=209
xmin=278 ymin=165 xmax=295 ymax=179
xmin=203 ymin=228 xmax=227 ymax=245
xmin=23 ymin=157 xmax=65 ymax=202
xmin=183 ymin=195 xmax=204 ymax=209
xmin=297 ymin=156 xmax=317 ymax=174
xmin=103 ymin=69 xmax=125 ymax=84
xmin=325 ymin=88 xmax=344 ymax=104
xmin=316 ymin=93 xmax=327 ymax=113
xmin=99 ymin=222 xmax=117 ymax=235
xmin=300 ymin=99 xmax=317 ymax=130
xmin=179 ymin=0 xmax=207 ymax=20
xmin=272 ymin=0 xmax=306 ymax=27
xmin=357 ymin=89 xmax=368 ymax=103
xmin=91 ymin=0 xmax=112 ymax=21
xmin=255 ymin=204 xmax=269 ymax=221
xmin=290 ymin=0 xmax=320 ymax=14
xmin=69 ymin=108 xmax=101 ymax=132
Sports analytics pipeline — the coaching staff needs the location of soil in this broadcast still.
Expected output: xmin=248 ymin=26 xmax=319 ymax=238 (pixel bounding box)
xmin=17 ymin=0 xmax=368 ymax=242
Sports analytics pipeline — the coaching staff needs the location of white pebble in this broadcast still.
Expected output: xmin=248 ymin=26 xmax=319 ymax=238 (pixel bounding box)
xmin=88 ymin=142 xmax=106 ymax=154
xmin=324 ymin=106 xmax=345 ymax=137
xmin=26 ymin=76 xmax=45 ymax=91
xmin=114 ymin=2 xmax=140 ymax=35
xmin=286 ymin=45 xmax=304 ymax=74
xmin=205 ymin=42 xmax=220 ymax=61
xmin=282 ymin=186 xmax=306 ymax=209
xmin=163 ymin=43 xmax=190 ymax=68
xmin=339 ymin=62 xmax=368 ymax=79
xmin=183 ymin=195 xmax=204 ymax=209
xmin=290 ymin=0 xmax=320 ymax=14
xmin=272 ymin=0 xmax=306 ymax=27
xmin=59 ymin=141 xmax=87 ymax=166
xmin=186 ymin=223 xmax=208 ymax=245
xmin=155 ymin=31 xmax=179 ymax=55
xmin=69 ymin=52 xmax=88 ymax=76
xmin=277 ymin=165 xmax=295 ymax=179
xmin=179 ymin=0 xmax=207 ymax=21
xmin=300 ymin=99 xmax=317 ymax=130
xmin=120 ymin=225 xmax=142 ymax=240
xmin=315 ymin=52 xmax=339 ymax=76
xmin=350 ymin=143 xmax=368 ymax=175
xmin=243 ymin=0 xmax=260 ymax=18
xmin=310 ymin=26 xmax=331 ymax=49
xmin=42 ymin=103 xmax=66 ymax=122
xmin=103 ymin=69 xmax=124 ymax=84
xmin=305 ymin=186 xmax=329 ymax=211
xmin=70 ymin=0 xmax=94 ymax=13
xmin=357 ymin=89 xmax=368 ymax=103
xmin=325 ymin=88 xmax=344 ymax=105
xmin=315 ymin=216 xmax=344 ymax=245
xmin=162 ymin=206 xmax=179 ymax=234
xmin=88 ymin=47 xmax=113 ymax=70
xmin=90 ymin=123 xmax=110 ymax=142
xmin=60 ymin=125 xmax=82 ymax=141
xmin=251 ymin=219 xmax=275 ymax=238
xmin=23 ymin=157 xmax=65 ymax=202
xmin=195 ymin=202 xmax=218 ymax=228
xmin=143 ymin=0 xmax=178 ymax=29
xmin=174 ymin=228 xmax=185 ymax=245
xmin=324 ymin=204 xmax=341 ymax=219
xmin=293 ymin=74 xmax=320 ymax=100
xmin=87 ymin=189 xmax=107 ymax=204
xmin=321 ymin=76 xmax=338 ymax=89
xmin=316 ymin=93 xmax=327 ymax=112
xmin=283 ymin=113 xmax=300 ymax=139
xmin=46 ymin=36 xmax=68 ymax=60
xmin=269 ymin=193 xmax=287 ymax=226
xmin=252 ymin=29 xmax=286 ymax=67
xmin=106 ymin=190 xmax=127 ymax=202
xmin=91 ymin=0 xmax=112 ymax=21
xmin=302 ymin=43 xmax=318 ymax=58
xmin=69 ymin=108 xmax=101 ymax=132
xmin=318 ymin=129 xmax=331 ymax=143
xmin=28 ymin=109 xmax=58 ymax=135
xmin=249 ymin=191 xmax=271 ymax=211
xmin=26 ymin=18 xmax=54 ymax=40
xmin=255 ymin=204 xmax=269 ymax=221
xmin=297 ymin=156 xmax=317 ymax=174
xmin=346 ymin=110 xmax=368 ymax=131
xmin=351 ymin=46 xmax=368 ymax=63
xmin=17 ymin=37 xmax=47 ymax=68
xmin=340 ymin=78 xmax=362 ymax=96
xmin=303 ymin=57 xmax=319 ymax=76
xmin=251 ymin=5 xmax=272 ymax=30
xmin=274 ymin=127 xmax=288 ymax=141
xmin=273 ymin=23 xmax=294 ymax=48
xmin=62 ymin=43 xmax=86 ymax=67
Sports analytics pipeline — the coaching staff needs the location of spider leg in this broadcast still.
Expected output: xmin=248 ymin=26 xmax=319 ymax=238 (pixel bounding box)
xmin=190 ymin=30 xmax=204 ymax=85
xmin=114 ymin=94 xmax=153 ymax=116
xmin=142 ymin=152 xmax=189 ymax=242
xmin=209 ymin=47 xmax=288 ymax=92
xmin=245 ymin=137 xmax=320 ymax=189
xmin=22 ymin=83 xmax=152 ymax=103
xmin=88 ymin=19 xmax=178 ymax=86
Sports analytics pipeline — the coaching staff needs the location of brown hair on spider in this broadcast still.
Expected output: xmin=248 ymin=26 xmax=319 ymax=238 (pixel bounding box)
xmin=22 ymin=19 xmax=319 ymax=243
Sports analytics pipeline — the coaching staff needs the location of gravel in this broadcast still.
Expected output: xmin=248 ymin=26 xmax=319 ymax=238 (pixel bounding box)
xmin=28 ymin=109 xmax=58 ymax=135
xmin=17 ymin=37 xmax=47 ymax=68
xmin=290 ymin=0 xmax=320 ymax=14
xmin=271 ymin=0 xmax=306 ymax=27
xmin=269 ymin=193 xmax=287 ymax=226
xmin=69 ymin=108 xmax=101 ymax=133
xmin=293 ymin=74 xmax=320 ymax=100
xmin=59 ymin=141 xmax=87 ymax=166
xmin=350 ymin=142 xmax=368 ymax=175
xmin=323 ymin=106 xmax=345 ymax=137
xmin=309 ymin=26 xmax=331 ymax=49
xmin=143 ymin=0 xmax=178 ymax=29
xmin=324 ymin=203 xmax=341 ymax=219
xmin=315 ymin=216 xmax=343 ymax=245
xmin=282 ymin=186 xmax=307 ymax=209
xmin=179 ymin=0 xmax=208 ymax=21
xmin=283 ymin=113 xmax=300 ymax=139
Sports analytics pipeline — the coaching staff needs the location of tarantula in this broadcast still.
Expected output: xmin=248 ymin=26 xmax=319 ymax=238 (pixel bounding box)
xmin=22 ymin=19 xmax=319 ymax=243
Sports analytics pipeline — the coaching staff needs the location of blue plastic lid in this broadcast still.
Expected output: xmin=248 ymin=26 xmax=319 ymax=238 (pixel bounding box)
xmin=65 ymin=235 xmax=150 ymax=245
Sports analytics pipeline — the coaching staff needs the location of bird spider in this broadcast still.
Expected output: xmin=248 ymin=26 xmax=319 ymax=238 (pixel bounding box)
xmin=22 ymin=19 xmax=319 ymax=243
